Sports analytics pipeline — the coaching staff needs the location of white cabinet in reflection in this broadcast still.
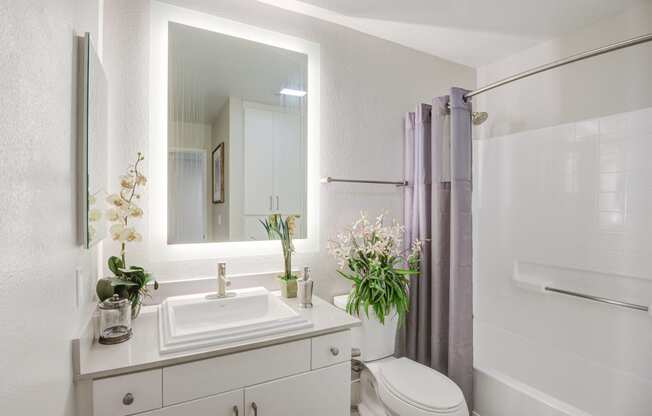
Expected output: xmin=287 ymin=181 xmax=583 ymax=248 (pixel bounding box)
xmin=243 ymin=102 xmax=305 ymax=239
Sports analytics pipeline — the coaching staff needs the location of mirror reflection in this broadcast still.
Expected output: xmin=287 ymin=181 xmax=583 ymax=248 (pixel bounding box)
xmin=81 ymin=33 xmax=108 ymax=248
xmin=168 ymin=23 xmax=308 ymax=244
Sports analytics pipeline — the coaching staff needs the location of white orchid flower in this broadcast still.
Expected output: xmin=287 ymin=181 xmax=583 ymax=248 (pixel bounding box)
xmin=120 ymin=175 xmax=135 ymax=189
xmin=106 ymin=208 xmax=120 ymax=222
xmin=121 ymin=227 xmax=142 ymax=242
xmin=135 ymin=174 xmax=147 ymax=186
xmin=89 ymin=208 xmax=102 ymax=222
xmin=110 ymin=223 xmax=126 ymax=241
xmin=128 ymin=205 xmax=144 ymax=218
xmin=106 ymin=194 xmax=126 ymax=208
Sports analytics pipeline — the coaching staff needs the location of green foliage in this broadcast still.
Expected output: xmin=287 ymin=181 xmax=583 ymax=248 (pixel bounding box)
xmin=259 ymin=214 xmax=298 ymax=280
xmin=338 ymin=250 xmax=419 ymax=325
xmin=96 ymin=255 xmax=158 ymax=307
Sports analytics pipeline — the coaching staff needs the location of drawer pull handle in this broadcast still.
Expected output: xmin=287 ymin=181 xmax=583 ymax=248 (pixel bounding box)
xmin=330 ymin=346 xmax=340 ymax=356
xmin=233 ymin=405 xmax=239 ymax=416
xmin=122 ymin=393 xmax=134 ymax=406
xmin=251 ymin=402 xmax=258 ymax=416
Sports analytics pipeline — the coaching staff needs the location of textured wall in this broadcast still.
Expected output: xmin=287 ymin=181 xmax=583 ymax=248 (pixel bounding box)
xmin=104 ymin=0 xmax=475 ymax=301
xmin=0 ymin=0 xmax=102 ymax=414
xmin=102 ymin=0 xmax=151 ymax=269
xmin=473 ymin=3 xmax=652 ymax=416
xmin=475 ymin=2 xmax=652 ymax=140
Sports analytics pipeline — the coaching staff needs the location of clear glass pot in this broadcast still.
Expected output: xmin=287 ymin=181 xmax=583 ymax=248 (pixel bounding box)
xmin=98 ymin=294 xmax=132 ymax=345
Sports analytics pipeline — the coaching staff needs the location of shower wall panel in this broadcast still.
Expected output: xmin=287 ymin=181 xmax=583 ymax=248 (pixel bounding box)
xmin=473 ymin=107 xmax=652 ymax=416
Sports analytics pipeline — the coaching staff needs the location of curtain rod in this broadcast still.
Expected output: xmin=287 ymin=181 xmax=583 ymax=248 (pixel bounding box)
xmin=465 ymin=32 xmax=652 ymax=100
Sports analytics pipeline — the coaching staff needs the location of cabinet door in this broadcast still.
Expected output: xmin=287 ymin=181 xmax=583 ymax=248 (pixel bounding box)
xmin=244 ymin=363 xmax=350 ymax=416
xmin=272 ymin=110 xmax=304 ymax=216
xmin=244 ymin=107 xmax=275 ymax=215
xmin=142 ymin=389 xmax=243 ymax=416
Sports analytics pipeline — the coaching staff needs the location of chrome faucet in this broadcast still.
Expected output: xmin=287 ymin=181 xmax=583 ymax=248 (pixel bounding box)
xmin=216 ymin=262 xmax=231 ymax=298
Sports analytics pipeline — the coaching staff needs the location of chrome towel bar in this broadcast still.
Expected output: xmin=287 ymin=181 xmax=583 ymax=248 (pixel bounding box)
xmin=321 ymin=177 xmax=408 ymax=187
xmin=544 ymin=286 xmax=649 ymax=313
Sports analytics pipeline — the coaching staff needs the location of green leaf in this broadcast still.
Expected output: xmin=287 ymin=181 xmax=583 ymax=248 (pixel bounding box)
xmin=109 ymin=278 xmax=139 ymax=287
xmin=107 ymin=256 xmax=124 ymax=276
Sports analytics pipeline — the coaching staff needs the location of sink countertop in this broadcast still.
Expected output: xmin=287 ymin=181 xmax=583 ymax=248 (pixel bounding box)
xmin=73 ymin=293 xmax=360 ymax=381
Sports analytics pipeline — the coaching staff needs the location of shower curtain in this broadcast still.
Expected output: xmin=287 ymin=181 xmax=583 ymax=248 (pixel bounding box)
xmin=400 ymin=88 xmax=474 ymax=410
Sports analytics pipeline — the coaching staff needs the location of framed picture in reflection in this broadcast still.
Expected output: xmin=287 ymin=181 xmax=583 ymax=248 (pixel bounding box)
xmin=212 ymin=143 xmax=225 ymax=204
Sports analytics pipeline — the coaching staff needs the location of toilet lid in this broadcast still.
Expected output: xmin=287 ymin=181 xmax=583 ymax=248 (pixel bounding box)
xmin=378 ymin=358 xmax=465 ymax=413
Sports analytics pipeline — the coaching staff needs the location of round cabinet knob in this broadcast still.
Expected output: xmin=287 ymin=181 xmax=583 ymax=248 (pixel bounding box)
xmin=330 ymin=346 xmax=340 ymax=356
xmin=122 ymin=393 xmax=134 ymax=406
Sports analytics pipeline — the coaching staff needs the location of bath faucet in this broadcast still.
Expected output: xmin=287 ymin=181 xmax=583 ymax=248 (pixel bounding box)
xmin=217 ymin=262 xmax=231 ymax=297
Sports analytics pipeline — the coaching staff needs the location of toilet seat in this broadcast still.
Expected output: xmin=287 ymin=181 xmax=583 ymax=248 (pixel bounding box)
xmin=371 ymin=358 xmax=467 ymax=416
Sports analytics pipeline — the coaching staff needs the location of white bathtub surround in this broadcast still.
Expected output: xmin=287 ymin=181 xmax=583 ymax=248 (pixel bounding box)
xmin=74 ymin=293 xmax=358 ymax=415
xmin=473 ymin=368 xmax=593 ymax=416
xmin=474 ymin=107 xmax=652 ymax=415
xmin=472 ymin=3 xmax=652 ymax=415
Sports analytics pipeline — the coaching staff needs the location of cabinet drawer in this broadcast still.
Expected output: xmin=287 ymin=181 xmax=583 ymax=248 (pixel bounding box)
xmin=311 ymin=330 xmax=351 ymax=370
xmin=93 ymin=369 xmax=162 ymax=416
xmin=163 ymin=339 xmax=310 ymax=406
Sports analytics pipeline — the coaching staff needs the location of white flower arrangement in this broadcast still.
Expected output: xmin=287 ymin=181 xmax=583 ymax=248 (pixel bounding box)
xmin=105 ymin=153 xmax=146 ymax=261
xmin=328 ymin=212 xmax=421 ymax=324
xmin=97 ymin=152 xmax=157 ymax=319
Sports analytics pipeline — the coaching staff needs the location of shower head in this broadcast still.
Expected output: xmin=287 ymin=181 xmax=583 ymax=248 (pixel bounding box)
xmin=472 ymin=111 xmax=489 ymax=125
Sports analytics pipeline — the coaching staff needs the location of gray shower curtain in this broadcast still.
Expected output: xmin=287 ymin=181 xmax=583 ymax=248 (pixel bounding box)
xmin=399 ymin=88 xmax=473 ymax=410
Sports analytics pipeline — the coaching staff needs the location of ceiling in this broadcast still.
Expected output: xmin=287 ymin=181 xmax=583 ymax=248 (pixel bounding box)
xmin=256 ymin=0 xmax=645 ymax=67
xmin=169 ymin=22 xmax=307 ymax=123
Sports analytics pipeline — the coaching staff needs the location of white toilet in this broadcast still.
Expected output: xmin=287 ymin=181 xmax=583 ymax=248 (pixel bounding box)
xmin=334 ymin=295 xmax=469 ymax=416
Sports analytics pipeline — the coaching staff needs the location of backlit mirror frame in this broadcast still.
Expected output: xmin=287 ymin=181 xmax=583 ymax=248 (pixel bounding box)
xmin=149 ymin=1 xmax=320 ymax=262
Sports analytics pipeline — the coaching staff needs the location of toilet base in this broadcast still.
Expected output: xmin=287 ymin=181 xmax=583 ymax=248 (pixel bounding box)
xmin=357 ymin=368 xmax=390 ymax=416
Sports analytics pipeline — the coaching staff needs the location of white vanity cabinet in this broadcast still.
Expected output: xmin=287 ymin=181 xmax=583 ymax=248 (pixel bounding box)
xmin=143 ymin=389 xmax=243 ymax=416
xmin=89 ymin=331 xmax=351 ymax=416
xmin=244 ymin=362 xmax=349 ymax=416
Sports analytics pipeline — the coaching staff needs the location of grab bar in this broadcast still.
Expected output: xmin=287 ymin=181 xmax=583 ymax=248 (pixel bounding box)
xmin=544 ymin=286 xmax=649 ymax=312
xmin=514 ymin=277 xmax=650 ymax=314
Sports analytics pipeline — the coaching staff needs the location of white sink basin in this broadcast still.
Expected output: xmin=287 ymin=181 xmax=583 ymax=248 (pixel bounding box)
xmin=158 ymin=287 xmax=312 ymax=353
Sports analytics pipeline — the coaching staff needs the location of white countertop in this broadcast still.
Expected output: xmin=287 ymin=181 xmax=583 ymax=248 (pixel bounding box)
xmin=73 ymin=293 xmax=360 ymax=381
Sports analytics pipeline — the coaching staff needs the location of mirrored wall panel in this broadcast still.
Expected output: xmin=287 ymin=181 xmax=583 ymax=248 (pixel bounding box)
xmin=80 ymin=33 xmax=108 ymax=248
xmin=167 ymin=23 xmax=308 ymax=244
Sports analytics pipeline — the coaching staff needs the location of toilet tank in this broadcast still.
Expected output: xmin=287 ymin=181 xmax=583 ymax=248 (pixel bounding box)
xmin=334 ymin=294 xmax=398 ymax=362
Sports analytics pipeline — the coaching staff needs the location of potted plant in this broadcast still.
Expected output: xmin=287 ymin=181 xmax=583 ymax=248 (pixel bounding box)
xmin=260 ymin=214 xmax=299 ymax=298
xmin=96 ymin=152 xmax=158 ymax=319
xmin=328 ymin=212 xmax=421 ymax=324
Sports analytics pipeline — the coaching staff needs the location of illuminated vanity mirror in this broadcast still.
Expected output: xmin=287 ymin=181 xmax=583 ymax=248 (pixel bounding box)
xmin=167 ymin=23 xmax=308 ymax=244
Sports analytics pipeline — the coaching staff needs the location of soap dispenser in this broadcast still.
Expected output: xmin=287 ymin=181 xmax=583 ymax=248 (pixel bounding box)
xmin=298 ymin=266 xmax=314 ymax=308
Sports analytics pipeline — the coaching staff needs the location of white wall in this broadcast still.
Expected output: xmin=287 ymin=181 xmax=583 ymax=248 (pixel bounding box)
xmin=473 ymin=3 xmax=652 ymax=416
xmin=107 ymin=0 xmax=475 ymax=299
xmin=475 ymin=2 xmax=652 ymax=140
xmin=103 ymin=0 xmax=151 ymax=268
xmin=0 ymin=0 xmax=103 ymax=414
